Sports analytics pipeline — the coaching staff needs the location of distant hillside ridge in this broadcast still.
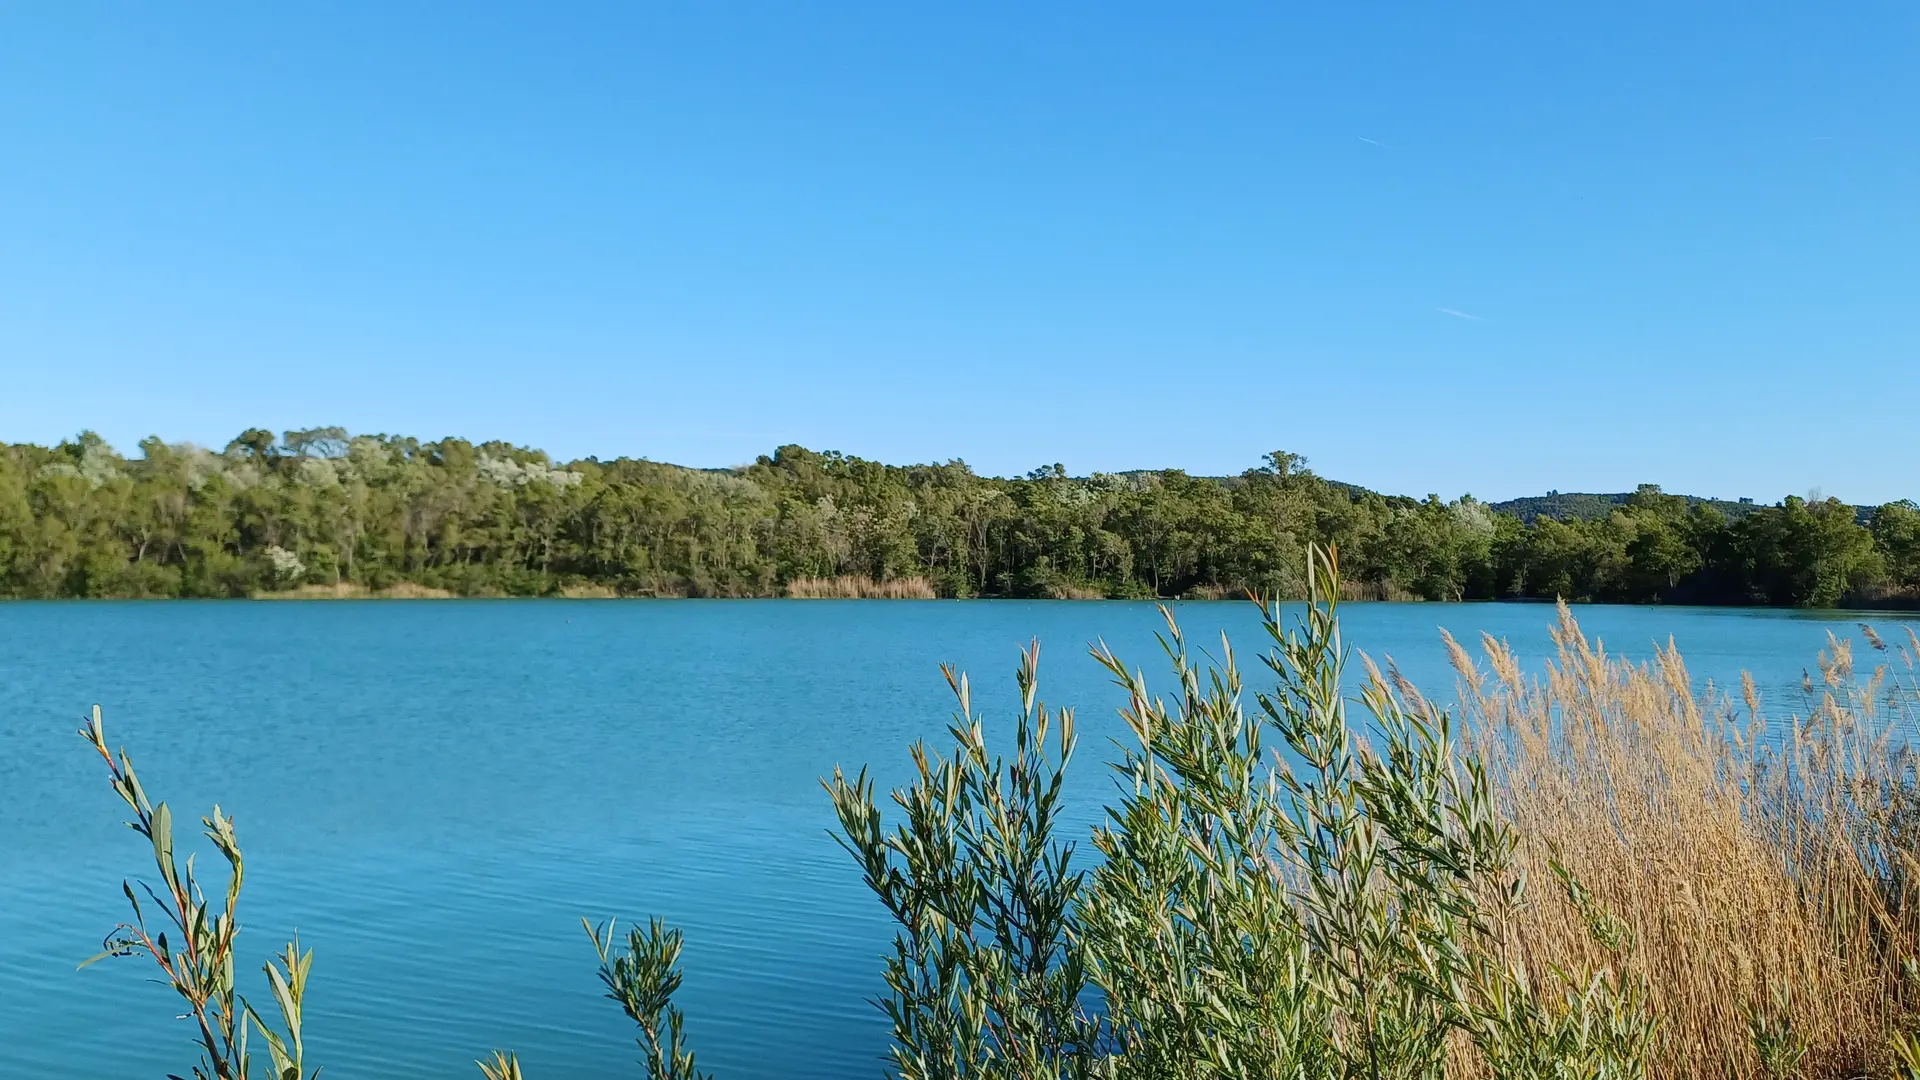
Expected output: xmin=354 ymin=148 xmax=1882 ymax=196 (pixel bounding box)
xmin=1491 ymin=489 xmax=1871 ymax=525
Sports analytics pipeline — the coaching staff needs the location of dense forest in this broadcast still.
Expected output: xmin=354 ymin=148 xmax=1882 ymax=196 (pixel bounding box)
xmin=2 ymin=427 xmax=1915 ymax=607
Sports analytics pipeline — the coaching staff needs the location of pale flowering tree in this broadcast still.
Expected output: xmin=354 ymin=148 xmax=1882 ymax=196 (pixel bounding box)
xmin=265 ymin=545 xmax=307 ymax=586
xmin=35 ymin=432 xmax=128 ymax=489
xmin=1451 ymin=497 xmax=1498 ymax=537
xmin=477 ymin=452 xmax=583 ymax=489
xmin=294 ymin=457 xmax=341 ymax=488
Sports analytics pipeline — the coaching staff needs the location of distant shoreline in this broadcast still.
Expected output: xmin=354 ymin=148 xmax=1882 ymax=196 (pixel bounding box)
xmin=6 ymin=433 xmax=1916 ymax=610
xmin=8 ymin=587 xmax=1888 ymax=614
xmin=33 ymin=578 xmax=1913 ymax=610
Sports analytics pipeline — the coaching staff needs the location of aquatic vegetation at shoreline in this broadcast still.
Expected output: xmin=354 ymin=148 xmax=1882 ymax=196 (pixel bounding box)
xmin=77 ymin=546 xmax=1920 ymax=1078
xmin=1454 ymin=605 xmax=1920 ymax=1076
xmin=250 ymin=581 xmax=456 ymax=600
xmin=786 ymin=574 xmax=939 ymax=599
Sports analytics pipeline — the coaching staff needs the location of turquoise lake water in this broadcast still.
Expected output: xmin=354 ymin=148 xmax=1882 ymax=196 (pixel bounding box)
xmin=3 ymin=599 xmax=1915 ymax=1078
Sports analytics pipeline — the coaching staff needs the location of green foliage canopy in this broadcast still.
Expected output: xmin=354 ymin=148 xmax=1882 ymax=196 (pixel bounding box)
xmin=0 ymin=430 xmax=1908 ymax=608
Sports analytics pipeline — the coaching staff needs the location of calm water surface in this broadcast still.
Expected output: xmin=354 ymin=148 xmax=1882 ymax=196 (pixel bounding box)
xmin=2 ymin=599 xmax=1913 ymax=1078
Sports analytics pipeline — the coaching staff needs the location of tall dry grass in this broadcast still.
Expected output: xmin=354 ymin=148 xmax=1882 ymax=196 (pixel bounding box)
xmin=1855 ymin=582 xmax=1920 ymax=609
xmin=1182 ymin=579 xmax=1419 ymax=602
xmin=253 ymin=581 xmax=455 ymax=599
xmin=784 ymin=575 xmax=937 ymax=599
xmin=1342 ymin=577 xmax=1419 ymax=602
xmin=1445 ymin=604 xmax=1920 ymax=1079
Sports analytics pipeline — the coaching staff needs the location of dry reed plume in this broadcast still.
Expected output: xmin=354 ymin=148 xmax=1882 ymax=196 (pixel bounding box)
xmin=1445 ymin=604 xmax=1920 ymax=1079
xmin=784 ymin=575 xmax=937 ymax=599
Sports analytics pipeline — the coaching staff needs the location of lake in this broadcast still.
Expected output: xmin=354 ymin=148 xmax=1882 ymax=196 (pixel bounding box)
xmin=2 ymin=599 xmax=1913 ymax=1079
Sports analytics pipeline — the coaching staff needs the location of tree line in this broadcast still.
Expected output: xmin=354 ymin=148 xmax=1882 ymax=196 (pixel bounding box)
xmin=2 ymin=427 xmax=1915 ymax=607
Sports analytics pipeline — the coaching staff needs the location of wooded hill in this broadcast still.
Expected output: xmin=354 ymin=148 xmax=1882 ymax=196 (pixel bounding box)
xmin=3 ymin=428 xmax=1914 ymax=607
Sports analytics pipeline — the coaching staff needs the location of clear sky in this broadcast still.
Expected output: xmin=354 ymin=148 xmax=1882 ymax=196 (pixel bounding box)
xmin=2 ymin=4 xmax=1914 ymax=504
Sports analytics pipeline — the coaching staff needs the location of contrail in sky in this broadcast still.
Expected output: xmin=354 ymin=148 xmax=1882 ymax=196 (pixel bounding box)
xmin=1437 ymin=307 xmax=1483 ymax=321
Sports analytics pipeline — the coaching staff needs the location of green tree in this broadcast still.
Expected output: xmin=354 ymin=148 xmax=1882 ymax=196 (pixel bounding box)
xmin=1728 ymin=496 xmax=1883 ymax=608
xmin=1871 ymin=501 xmax=1920 ymax=591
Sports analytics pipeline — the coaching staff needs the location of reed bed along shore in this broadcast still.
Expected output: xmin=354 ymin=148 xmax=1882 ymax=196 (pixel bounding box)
xmin=784 ymin=574 xmax=937 ymax=599
xmin=1448 ymin=607 xmax=1920 ymax=1078
xmin=252 ymin=581 xmax=455 ymax=599
xmin=1185 ymin=579 xmax=1422 ymax=601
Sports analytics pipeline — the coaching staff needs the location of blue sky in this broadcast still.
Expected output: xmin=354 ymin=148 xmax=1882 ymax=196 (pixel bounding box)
xmin=2 ymin=3 xmax=1914 ymax=503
